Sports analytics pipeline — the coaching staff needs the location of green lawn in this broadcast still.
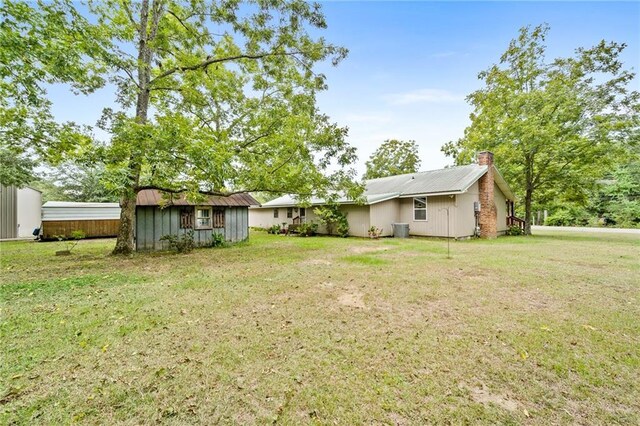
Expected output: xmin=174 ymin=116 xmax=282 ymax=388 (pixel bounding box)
xmin=1 ymin=231 xmax=639 ymax=424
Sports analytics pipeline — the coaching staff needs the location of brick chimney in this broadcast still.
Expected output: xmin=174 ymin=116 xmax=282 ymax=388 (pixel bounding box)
xmin=477 ymin=151 xmax=497 ymax=238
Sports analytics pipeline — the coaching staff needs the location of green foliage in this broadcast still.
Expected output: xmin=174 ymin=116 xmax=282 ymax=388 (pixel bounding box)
xmin=545 ymin=206 xmax=590 ymax=227
xmin=1 ymin=0 xmax=106 ymax=182
xmin=3 ymin=0 xmax=363 ymax=254
xmin=298 ymin=221 xmax=319 ymax=237
xmin=0 ymin=148 xmax=35 ymax=187
xmin=442 ymin=24 xmax=640 ymax=233
xmin=267 ymin=224 xmax=281 ymax=235
xmin=505 ymin=225 xmax=524 ymax=236
xmin=160 ymin=230 xmax=195 ymax=253
xmin=364 ymin=139 xmax=421 ymax=180
xmin=589 ymin=161 xmax=640 ymax=228
xmin=32 ymin=162 xmax=118 ymax=203
xmin=210 ymin=232 xmax=225 ymax=248
xmin=367 ymin=226 xmax=383 ymax=238
xmin=54 ymin=230 xmax=87 ymax=253
xmin=315 ymin=204 xmax=349 ymax=237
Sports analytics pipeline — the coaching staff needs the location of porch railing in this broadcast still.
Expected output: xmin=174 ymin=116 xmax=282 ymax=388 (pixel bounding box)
xmin=507 ymin=216 xmax=526 ymax=232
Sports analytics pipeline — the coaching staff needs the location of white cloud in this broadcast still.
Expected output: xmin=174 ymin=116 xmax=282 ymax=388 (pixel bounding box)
xmin=383 ymin=89 xmax=464 ymax=105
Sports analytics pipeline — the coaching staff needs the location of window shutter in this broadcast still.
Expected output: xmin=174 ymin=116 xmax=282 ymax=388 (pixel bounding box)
xmin=213 ymin=209 xmax=225 ymax=228
xmin=180 ymin=210 xmax=194 ymax=229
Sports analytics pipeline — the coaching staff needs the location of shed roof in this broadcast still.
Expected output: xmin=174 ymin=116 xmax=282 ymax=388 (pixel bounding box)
xmin=42 ymin=201 xmax=121 ymax=221
xmin=259 ymin=164 xmax=515 ymax=208
xmin=136 ymin=189 xmax=258 ymax=207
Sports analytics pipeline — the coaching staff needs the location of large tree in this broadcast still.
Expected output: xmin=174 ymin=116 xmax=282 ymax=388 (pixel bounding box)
xmin=442 ymin=24 xmax=639 ymax=234
xmin=364 ymin=139 xmax=421 ymax=180
xmin=2 ymin=0 xmax=360 ymax=254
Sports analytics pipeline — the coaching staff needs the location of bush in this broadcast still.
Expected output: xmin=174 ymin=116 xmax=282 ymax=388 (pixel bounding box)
xmin=314 ymin=204 xmax=349 ymax=237
xmin=160 ymin=230 xmax=195 ymax=253
xmin=267 ymin=224 xmax=281 ymax=234
xmin=298 ymin=221 xmax=318 ymax=237
xmin=336 ymin=219 xmax=349 ymax=238
xmin=505 ymin=225 xmax=524 ymax=236
xmin=368 ymin=226 xmax=383 ymax=239
xmin=545 ymin=207 xmax=589 ymax=227
xmin=210 ymin=232 xmax=225 ymax=247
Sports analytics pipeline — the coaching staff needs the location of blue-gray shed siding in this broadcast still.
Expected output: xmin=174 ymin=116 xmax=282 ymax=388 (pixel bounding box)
xmin=135 ymin=206 xmax=249 ymax=251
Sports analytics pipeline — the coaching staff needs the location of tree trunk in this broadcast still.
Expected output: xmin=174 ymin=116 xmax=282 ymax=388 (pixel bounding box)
xmin=112 ymin=0 xmax=154 ymax=255
xmin=524 ymin=186 xmax=533 ymax=235
xmin=113 ymin=192 xmax=137 ymax=254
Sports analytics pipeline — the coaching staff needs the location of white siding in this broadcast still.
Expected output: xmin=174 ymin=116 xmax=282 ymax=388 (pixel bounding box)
xmin=495 ymin=183 xmax=508 ymax=233
xmin=17 ymin=187 xmax=42 ymax=237
xmin=340 ymin=205 xmax=370 ymax=237
xmin=369 ymin=199 xmax=400 ymax=237
xmin=456 ymin=181 xmax=480 ymax=237
xmin=398 ymin=195 xmax=458 ymax=238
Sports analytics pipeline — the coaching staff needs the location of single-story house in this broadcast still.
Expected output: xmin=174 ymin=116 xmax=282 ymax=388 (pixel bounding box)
xmin=41 ymin=201 xmax=121 ymax=239
xmin=135 ymin=189 xmax=258 ymax=251
xmin=0 ymin=185 xmax=42 ymax=239
xmin=249 ymin=152 xmax=518 ymax=238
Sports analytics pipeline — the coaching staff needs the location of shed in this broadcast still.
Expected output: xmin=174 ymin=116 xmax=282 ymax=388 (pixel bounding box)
xmin=41 ymin=201 xmax=121 ymax=239
xmin=135 ymin=189 xmax=258 ymax=251
xmin=1 ymin=185 xmax=43 ymax=239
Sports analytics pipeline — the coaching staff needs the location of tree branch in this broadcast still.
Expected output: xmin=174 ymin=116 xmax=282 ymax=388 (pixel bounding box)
xmin=150 ymin=50 xmax=304 ymax=84
xmin=135 ymin=184 xmax=310 ymax=197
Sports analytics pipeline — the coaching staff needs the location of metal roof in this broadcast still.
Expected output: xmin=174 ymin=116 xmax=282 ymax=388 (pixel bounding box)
xmin=136 ymin=189 xmax=258 ymax=207
xmin=259 ymin=164 xmax=515 ymax=208
xmin=42 ymin=201 xmax=121 ymax=221
xmin=43 ymin=201 xmax=120 ymax=208
xmin=366 ymin=164 xmax=487 ymax=196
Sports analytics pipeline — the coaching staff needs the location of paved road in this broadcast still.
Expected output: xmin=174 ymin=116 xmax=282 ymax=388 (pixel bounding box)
xmin=532 ymin=225 xmax=640 ymax=235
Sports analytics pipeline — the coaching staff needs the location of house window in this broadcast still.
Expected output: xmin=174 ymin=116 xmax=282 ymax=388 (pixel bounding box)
xmin=413 ymin=197 xmax=427 ymax=221
xmin=300 ymin=208 xmax=306 ymax=218
xmin=196 ymin=207 xmax=212 ymax=229
xmin=287 ymin=207 xmax=293 ymax=218
xmin=273 ymin=209 xmax=279 ymax=218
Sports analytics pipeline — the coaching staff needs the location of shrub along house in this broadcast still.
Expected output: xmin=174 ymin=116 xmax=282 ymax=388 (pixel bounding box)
xmin=135 ymin=189 xmax=258 ymax=251
xmin=249 ymin=152 xmax=520 ymax=238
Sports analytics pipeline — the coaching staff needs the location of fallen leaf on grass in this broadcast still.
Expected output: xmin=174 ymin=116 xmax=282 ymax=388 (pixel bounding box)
xmin=582 ymin=324 xmax=597 ymax=331
xmin=519 ymin=350 xmax=529 ymax=360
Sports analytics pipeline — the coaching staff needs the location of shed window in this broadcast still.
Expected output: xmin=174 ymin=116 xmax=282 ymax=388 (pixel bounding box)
xmin=287 ymin=207 xmax=293 ymax=218
xmin=273 ymin=209 xmax=279 ymax=218
xmin=212 ymin=209 xmax=225 ymax=228
xmin=196 ymin=207 xmax=212 ymax=229
xmin=180 ymin=209 xmax=194 ymax=229
xmin=413 ymin=197 xmax=427 ymax=221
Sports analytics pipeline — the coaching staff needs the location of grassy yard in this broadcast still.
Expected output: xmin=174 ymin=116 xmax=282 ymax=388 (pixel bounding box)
xmin=1 ymin=231 xmax=639 ymax=424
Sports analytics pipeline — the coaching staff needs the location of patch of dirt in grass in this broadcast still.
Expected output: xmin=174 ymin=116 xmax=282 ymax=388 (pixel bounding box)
xmin=453 ymin=268 xmax=490 ymax=281
xmin=300 ymin=258 xmax=333 ymax=266
xmin=349 ymin=246 xmax=389 ymax=254
xmin=463 ymin=383 xmax=519 ymax=412
xmin=337 ymin=291 xmax=366 ymax=309
xmin=318 ymin=281 xmax=335 ymax=289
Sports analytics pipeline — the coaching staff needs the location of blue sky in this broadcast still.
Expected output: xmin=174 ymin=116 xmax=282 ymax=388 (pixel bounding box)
xmin=313 ymin=1 xmax=640 ymax=174
xmin=49 ymin=1 xmax=640 ymax=177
